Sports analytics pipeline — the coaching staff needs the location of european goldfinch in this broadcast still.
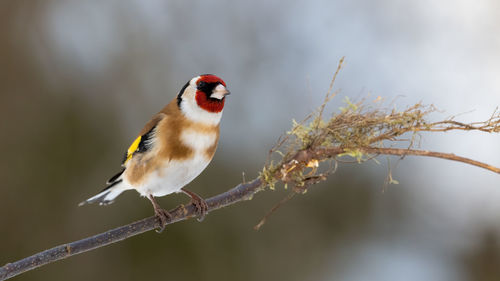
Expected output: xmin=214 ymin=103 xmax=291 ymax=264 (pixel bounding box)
xmin=80 ymin=74 xmax=230 ymax=231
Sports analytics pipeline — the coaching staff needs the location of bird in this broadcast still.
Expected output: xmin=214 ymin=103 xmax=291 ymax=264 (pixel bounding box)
xmin=79 ymin=74 xmax=230 ymax=232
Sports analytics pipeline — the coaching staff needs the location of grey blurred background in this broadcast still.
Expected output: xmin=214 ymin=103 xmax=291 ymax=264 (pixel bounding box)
xmin=1 ymin=1 xmax=500 ymax=280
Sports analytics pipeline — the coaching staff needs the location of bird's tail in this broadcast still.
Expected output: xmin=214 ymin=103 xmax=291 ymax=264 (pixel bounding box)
xmin=79 ymin=179 xmax=128 ymax=206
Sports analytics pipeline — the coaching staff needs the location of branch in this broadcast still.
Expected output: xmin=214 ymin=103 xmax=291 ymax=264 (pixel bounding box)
xmin=0 ymin=179 xmax=263 ymax=281
xmin=1 ymin=146 xmax=499 ymax=280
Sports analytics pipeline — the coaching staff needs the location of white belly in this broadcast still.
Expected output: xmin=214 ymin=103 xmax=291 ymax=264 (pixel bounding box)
xmin=130 ymin=129 xmax=217 ymax=197
xmin=132 ymin=154 xmax=211 ymax=197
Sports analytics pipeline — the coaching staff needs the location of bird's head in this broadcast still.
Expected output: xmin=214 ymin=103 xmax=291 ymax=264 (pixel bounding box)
xmin=177 ymin=74 xmax=230 ymax=124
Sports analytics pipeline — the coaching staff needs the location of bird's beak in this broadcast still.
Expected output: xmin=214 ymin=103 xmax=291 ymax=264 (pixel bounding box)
xmin=212 ymin=85 xmax=231 ymax=100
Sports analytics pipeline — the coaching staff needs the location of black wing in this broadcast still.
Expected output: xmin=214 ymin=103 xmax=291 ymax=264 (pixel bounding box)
xmin=106 ymin=124 xmax=157 ymax=185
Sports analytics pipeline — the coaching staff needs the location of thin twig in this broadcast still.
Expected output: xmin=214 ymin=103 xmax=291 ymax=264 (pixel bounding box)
xmin=254 ymin=191 xmax=297 ymax=231
xmin=317 ymin=56 xmax=344 ymax=125
xmin=317 ymin=147 xmax=500 ymax=174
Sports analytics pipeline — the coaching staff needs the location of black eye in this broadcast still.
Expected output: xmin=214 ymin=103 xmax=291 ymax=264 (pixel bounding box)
xmin=197 ymin=81 xmax=208 ymax=89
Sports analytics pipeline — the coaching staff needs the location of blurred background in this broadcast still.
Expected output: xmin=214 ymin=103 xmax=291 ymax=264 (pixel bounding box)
xmin=1 ymin=0 xmax=500 ymax=280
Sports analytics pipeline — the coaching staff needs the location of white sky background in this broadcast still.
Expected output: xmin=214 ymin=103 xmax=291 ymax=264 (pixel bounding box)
xmin=20 ymin=0 xmax=500 ymax=280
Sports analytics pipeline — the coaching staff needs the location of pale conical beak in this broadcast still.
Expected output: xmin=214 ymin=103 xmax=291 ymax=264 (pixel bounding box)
xmin=212 ymin=85 xmax=230 ymax=100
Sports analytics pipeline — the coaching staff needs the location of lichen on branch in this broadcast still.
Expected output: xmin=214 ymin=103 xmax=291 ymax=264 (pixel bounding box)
xmin=258 ymin=59 xmax=500 ymax=227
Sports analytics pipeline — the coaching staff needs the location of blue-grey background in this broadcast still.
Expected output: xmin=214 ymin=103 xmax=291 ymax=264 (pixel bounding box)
xmin=1 ymin=1 xmax=499 ymax=280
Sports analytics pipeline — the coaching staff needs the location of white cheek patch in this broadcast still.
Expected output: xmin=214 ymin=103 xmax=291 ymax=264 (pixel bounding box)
xmin=181 ymin=96 xmax=222 ymax=125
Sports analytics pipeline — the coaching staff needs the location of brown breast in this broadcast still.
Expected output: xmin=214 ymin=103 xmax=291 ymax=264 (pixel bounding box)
xmin=125 ymin=100 xmax=220 ymax=186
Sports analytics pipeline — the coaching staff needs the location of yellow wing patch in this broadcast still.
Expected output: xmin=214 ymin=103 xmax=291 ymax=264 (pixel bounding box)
xmin=124 ymin=135 xmax=142 ymax=164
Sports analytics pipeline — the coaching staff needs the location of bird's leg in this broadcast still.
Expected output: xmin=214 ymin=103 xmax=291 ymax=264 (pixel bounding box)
xmin=148 ymin=194 xmax=171 ymax=233
xmin=180 ymin=188 xmax=208 ymax=222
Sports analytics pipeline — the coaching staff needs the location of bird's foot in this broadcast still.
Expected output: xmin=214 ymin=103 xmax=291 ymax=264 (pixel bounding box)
xmin=181 ymin=188 xmax=208 ymax=222
xmin=148 ymin=194 xmax=171 ymax=233
xmin=154 ymin=208 xmax=172 ymax=233
xmin=191 ymin=197 xmax=208 ymax=222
